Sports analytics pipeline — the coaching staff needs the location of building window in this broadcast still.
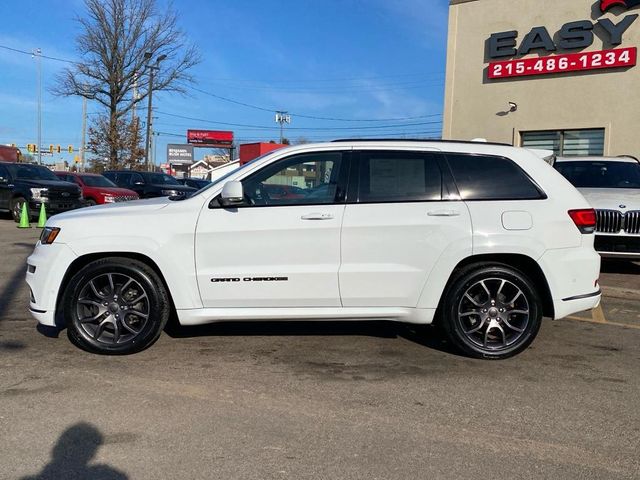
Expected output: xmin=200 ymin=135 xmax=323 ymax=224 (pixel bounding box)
xmin=521 ymin=129 xmax=604 ymax=156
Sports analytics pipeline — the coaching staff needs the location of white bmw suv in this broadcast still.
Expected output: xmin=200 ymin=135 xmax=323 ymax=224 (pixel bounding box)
xmin=554 ymin=156 xmax=640 ymax=260
xmin=26 ymin=140 xmax=601 ymax=359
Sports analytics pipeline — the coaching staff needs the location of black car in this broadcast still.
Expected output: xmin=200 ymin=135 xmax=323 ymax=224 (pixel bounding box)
xmin=103 ymin=171 xmax=196 ymax=199
xmin=0 ymin=162 xmax=84 ymax=222
xmin=176 ymin=177 xmax=211 ymax=190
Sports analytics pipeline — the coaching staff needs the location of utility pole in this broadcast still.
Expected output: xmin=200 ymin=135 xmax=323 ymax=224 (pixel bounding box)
xmin=144 ymin=53 xmax=166 ymax=171
xmin=33 ymin=48 xmax=42 ymax=165
xmin=275 ymin=111 xmax=291 ymax=144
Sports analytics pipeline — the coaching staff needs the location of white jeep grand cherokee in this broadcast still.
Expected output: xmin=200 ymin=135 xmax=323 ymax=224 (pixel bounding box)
xmin=26 ymin=140 xmax=601 ymax=359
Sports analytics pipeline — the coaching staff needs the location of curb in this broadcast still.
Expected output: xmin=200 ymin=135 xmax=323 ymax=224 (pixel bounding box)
xmin=601 ymin=285 xmax=640 ymax=302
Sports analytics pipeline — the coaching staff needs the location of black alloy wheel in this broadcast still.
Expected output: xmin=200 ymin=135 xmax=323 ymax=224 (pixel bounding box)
xmin=64 ymin=257 xmax=170 ymax=354
xmin=441 ymin=263 xmax=543 ymax=360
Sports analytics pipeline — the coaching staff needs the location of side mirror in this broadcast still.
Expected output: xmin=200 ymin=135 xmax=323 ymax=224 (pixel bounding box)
xmin=219 ymin=181 xmax=244 ymax=206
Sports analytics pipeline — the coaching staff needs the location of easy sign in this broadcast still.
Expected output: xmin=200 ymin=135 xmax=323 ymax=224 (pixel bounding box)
xmin=486 ymin=5 xmax=639 ymax=80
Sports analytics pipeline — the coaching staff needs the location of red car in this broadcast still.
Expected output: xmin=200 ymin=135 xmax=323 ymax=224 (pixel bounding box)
xmin=54 ymin=172 xmax=139 ymax=205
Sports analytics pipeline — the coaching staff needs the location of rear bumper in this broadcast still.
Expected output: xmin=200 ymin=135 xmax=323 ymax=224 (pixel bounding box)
xmin=538 ymin=244 xmax=602 ymax=320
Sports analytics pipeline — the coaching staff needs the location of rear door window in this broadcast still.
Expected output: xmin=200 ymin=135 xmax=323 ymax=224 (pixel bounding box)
xmin=357 ymin=151 xmax=442 ymax=203
xmin=446 ymin=153 xmax=545 ymax=200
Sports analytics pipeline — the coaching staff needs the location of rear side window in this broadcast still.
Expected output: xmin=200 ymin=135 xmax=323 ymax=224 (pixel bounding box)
xmin=446 ymin=153 xmax=544 ymax=200
xmin=358 ymin=151 xmax=442 ymax=202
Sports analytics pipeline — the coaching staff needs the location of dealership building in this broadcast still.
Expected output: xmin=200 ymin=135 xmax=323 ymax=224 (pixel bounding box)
xmin=443 ymin=0 xmax=640 ymax=157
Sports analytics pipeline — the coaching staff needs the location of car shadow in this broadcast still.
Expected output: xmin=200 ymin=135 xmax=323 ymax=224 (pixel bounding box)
xmin=164 ymin=319 xmax=458 ymax=356
xmin=19 ymin=422 xmax=128 ymax=480
xmin=600 ymin=259 xmax=640 ymax=274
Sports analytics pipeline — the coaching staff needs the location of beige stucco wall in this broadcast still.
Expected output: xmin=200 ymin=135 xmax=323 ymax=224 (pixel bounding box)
xmin=443 ymin=0 xmax=640 ymax=156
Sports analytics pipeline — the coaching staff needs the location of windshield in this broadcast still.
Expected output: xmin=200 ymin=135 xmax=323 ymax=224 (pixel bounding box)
xmin=147 ymin=173 xmax=180 ymax=185
xmin=80 ymin=175 xmax=117 ymax=187
xmin=7 ymin=164 xmax=59 ymax=181
xmin=555 ymin=161 xmax=640 ymax=189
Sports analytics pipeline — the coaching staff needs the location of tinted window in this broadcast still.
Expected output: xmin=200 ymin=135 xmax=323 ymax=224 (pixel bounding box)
xmin=146 ymin=173 xmax=180 ymax=185
xmin=358 ymin=151 xmax=442 ymax=202
xmin=242 ymin=152 xmax=345 ymax=206
xmin=129 ymin=173 xmax=143 ymax=186
xmin=80 ymin=175 xmax=117 ymax=187
xmin=447 ymin=154 xmax=544 ymax=200
xmin=555 ymin=161 xmax=640 ymax=189
xmin=7 ymin=164 xmax=59 ymax=181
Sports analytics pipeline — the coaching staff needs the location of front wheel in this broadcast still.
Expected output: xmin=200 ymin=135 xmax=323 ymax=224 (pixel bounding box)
xmin=10 ymin=197 xmax=27 ymax=222
xmin=441 ymin=264 xmax=543 ymax=360
xmin=63 ymin=257 xmax=170 ymax=354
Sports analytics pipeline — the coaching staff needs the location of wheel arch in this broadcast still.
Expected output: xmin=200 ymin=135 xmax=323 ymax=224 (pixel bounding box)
xmin=436 ymin=253 xmax=554 ymax=319
xmin=55 ymin=252 xmax=176 ymax=326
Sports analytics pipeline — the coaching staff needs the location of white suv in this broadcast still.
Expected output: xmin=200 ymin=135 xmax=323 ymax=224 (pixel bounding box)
xmin=554 ymin=156 xmax=640 ymax=260
xmin=26 ymin=141 xmax=601 ymax=359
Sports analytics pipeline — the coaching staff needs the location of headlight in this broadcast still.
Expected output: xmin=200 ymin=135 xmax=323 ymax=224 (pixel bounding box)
xmin=40 ymin=227 xmax=60 ymax=245
xmin=161 ymin=189 xmax=178 ymax=196
xmin=103 ymin=194 xmax=116 ymax=203
xmin=30 ymin=188 xmax=48 ymax=200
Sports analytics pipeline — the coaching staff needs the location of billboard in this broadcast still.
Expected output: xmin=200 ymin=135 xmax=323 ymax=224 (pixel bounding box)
xmin=187 ymin=130 xmax=234 ymax=147
xmin=167 ymin=144 xmax=194 ymax=164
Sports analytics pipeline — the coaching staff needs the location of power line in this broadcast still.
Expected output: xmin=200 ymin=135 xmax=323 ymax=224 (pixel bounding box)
xmin=187 ymin=85 xmax=442 ymax=122
xmin=156 ymin=111 xmax=441 ymax=131
xmin=0 ymin=44 xmax=77 ymax=64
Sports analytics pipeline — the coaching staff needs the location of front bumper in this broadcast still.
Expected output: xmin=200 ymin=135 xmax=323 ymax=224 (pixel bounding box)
xmin=28 ymin=199 xmax=84 ymax=217
xmin=594 ymin=234 xmax=640 ymax=259
xmin=25 ymin=242 xmax=78 ymax=326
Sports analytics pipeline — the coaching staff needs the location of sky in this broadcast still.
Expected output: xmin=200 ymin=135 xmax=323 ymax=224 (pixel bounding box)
xmin=0 ymin=0 xmax=450 ymax=166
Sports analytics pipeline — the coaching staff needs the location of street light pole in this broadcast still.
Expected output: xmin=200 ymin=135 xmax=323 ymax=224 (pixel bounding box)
xmin=144 ymin=53 xmax=166 ymax=172
xmin=34 ymin=48 xmax=42 ymax=165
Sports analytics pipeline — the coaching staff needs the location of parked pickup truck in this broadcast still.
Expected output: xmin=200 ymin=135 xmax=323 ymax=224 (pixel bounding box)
xmin=0 ymin=161 xmax=83 ymax=221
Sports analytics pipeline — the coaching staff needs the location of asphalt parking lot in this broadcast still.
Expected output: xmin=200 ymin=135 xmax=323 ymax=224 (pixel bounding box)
xmin=0 ymin=215 xmax=639 ymax=480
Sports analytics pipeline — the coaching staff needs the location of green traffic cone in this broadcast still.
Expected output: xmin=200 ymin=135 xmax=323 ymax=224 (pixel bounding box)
xmin=37 ymin=203 xmax=47 ymax=228
xmin=17 ymin=202 xmax=31 ymax=228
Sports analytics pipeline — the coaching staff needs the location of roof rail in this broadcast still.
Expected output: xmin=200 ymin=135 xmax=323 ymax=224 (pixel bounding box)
xmin=330 ymin=138 xmax=513 ymax=147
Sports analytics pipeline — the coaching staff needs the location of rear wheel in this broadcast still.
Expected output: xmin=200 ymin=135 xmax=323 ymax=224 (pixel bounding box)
xmin=64 ymin=257 xmax=170 ymax=354
xmin=10 ymin=196 xmax=27 ymax=222
xmin=441 ymin=263 xmax=543 ymax=360
xmin=85 ymin=199 xmax=97 ymax=206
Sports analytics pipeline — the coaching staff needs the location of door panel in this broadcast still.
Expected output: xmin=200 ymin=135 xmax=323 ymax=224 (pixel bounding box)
xmin=339 ymin=151 xmax=472 ymax=307
xmin=196 ymin=205 xmax=345 ymax=307
xmin=195 ymin=151 xmax=349 ymax=308
xmin=340 ymin=202 xmax=471 ymax=307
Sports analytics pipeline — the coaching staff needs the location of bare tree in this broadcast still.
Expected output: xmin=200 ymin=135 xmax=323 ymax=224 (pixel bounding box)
xmin=55 ymin=0 xmax=200 ymax=168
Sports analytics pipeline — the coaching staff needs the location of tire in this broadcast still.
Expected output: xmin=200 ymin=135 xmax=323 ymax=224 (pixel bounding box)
xmin=440 ymin=263 xmax=543 ymax=360
xmin=85 ymin=199 xmax=97 ymax=206
xmin=63 ymin=257 xmax=170 ymax=354
xmin=10 ymin=196 xmax=27 ymax=222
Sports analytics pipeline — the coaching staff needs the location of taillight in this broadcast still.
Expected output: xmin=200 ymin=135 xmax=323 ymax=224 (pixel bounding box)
xmin=568 ymin=209 xmax=596 ymax=234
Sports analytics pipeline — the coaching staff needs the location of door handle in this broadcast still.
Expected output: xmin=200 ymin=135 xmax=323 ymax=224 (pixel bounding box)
xmin=427 ymin=210 xmax=461 ymax=217
xmin=301 ymin=212 xmax=334 ymax=220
